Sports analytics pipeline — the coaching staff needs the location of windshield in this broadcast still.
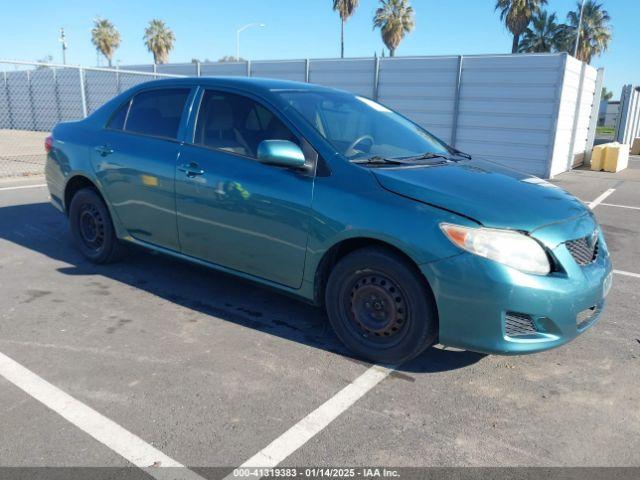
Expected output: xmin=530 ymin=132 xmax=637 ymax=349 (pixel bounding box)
xmin=276 ymin=90 xmax=449 ymax=160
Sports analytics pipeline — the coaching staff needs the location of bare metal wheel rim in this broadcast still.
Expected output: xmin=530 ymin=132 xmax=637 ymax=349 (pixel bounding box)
xmin=345 ymin=272 xmax=410 ymax=346
xmin=78 ymin=203 xmax=105 ymax=251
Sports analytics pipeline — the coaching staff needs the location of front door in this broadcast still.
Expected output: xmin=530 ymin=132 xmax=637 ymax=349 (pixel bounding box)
xmin=92 ymin=87 xmax=192 ymax=251
xmin=175 ymin=89 xmax=315 ymax=288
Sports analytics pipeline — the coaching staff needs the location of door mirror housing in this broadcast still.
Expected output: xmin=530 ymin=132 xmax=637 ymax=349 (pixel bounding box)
xmin=257 ymin=140 xmax=306 ymax=169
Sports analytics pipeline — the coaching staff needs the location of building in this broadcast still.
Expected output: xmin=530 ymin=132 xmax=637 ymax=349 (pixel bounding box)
xmin=599 ymin=101 xmax=620 ymax=128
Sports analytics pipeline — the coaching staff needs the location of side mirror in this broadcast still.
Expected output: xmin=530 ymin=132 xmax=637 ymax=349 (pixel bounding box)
xmin=257 ymin=140 xmax=306 ymax=169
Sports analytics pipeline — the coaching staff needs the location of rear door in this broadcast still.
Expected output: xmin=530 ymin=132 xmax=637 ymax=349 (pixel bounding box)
xmin=175 ymin=88 xmax=315 ymax=288
xmin=92 ymin=87 xmax=193 ymax=251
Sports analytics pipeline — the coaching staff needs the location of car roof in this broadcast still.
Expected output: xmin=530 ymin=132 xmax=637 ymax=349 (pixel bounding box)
xmin=133 ymin=76 xmax=340 ymax=95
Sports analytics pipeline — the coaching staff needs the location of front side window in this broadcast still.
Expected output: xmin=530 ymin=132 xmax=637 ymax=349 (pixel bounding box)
xmin=194 ymin=90 xmax=298 ymax=158
xmin=125 ymin=88 xmax=190 ymax=140
xmin=276 ymin=90 xmax=448 ymax=160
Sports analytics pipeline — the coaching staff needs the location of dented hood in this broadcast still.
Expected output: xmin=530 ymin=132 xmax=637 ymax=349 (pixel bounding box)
xmin=373 ymin=159 xmax=589 ymax=231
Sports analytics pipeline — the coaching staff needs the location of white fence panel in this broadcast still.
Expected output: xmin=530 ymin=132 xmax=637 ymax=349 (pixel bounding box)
xmin=378 ymin=56 xmax=459 ymax=143
xmin=0 ymin=73 xmax=10 ymax=127
xmin=309 ymin=58 xmax=375 ymax=98
xmin=5 ymin=71 xmax=33 ymax=130
xmin=31 ymin=69 xmax=59 ymax=130
xmin=549 ymin=56 xmax=600 ymax=177
xmin=456 ymin=54 xmax=564 ymax=177
xmin=54 ymin=68 xmax=85 ymax=124
xmin=118 ymin=71 xmax=153 ymax=92
xmin=251 ymin=60 xmax=307 ymax=82
xmin=200 ymin=62 xmax=248 ymax=77
xmin=85 ymin=69 xmax=119 ymax=115
xmin=616 ymin=85 xmax=640 ymax=145
xmin=123 ymin=64 xmax=154 ymax=73
xmin=156 ymin=63 xmax=197 ymax=76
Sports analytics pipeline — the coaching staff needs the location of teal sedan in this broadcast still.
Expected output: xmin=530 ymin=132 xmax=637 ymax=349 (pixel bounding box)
xmin=45 ymin=77 xmax=612 ymax=363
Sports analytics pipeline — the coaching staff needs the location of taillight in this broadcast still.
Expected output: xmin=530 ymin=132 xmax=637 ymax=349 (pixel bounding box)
xmin=45 ymin=136 xmax=53 ymax=153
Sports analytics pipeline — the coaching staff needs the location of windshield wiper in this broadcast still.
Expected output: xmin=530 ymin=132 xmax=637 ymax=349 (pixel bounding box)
xmin=350 ymin=156 xmax=404 ymax=165
xmin=397 ymin=152 xmax=454 ymax=162
xmin=351 ymin=152 xmax=465 ymax=167
xmin=448 ymin=148 xmax=472 ymax=160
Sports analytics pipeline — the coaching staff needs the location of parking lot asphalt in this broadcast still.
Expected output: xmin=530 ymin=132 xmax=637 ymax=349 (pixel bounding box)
xmin=0 ymin=158 xmax=639 ymax=476
xmin=0 ymin=130 xmax=48 ymax=178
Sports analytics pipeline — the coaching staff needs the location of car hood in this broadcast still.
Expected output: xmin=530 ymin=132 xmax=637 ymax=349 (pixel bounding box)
xmin=373 ymin=159 xmax=589 ymax=231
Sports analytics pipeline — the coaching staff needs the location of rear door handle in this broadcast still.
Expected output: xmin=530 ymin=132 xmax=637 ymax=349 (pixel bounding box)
xmin=178 ymin=162 xmax=205 ymax=177
xmin=95 ymin=145 xmax=114 ymax=157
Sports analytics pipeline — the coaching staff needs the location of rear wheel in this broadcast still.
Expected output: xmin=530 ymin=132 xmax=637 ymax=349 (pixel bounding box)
xmin=68 ymin=187 xmax=125 ymax=264
xmin=325 ymin=247 xmax=437 ymax=364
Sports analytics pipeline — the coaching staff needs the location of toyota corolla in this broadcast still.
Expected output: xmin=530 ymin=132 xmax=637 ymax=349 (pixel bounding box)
xmin=45 ymin=77 xmax=613 ymax=363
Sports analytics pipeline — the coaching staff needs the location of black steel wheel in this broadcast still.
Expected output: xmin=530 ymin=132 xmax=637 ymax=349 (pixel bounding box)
xmin=69 ymin=187 xmax=125 ymax=264
xmin=326 ymin=247 xmax=437 ymax=364
xmin=78 ymin=202 xmax=106 ymax=253
xmin=346 ymin=273 xmax=409 ymax=346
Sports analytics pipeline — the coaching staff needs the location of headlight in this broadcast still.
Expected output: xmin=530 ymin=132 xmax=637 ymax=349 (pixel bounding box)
xmin=440 ymin=223 xmax=551 ymax=275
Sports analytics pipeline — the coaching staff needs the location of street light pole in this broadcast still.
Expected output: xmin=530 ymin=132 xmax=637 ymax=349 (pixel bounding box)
xmin=236 ymin=23 xmax=265 ymax=61
xmin=59 ymin=27 xmax=68 ymax=65
xmin=574 ymin=0 xmax=586 ymax=58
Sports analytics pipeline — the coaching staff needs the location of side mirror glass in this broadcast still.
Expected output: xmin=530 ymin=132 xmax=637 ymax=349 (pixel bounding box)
xmin=257 ymin=140 xmax=306 ymax=169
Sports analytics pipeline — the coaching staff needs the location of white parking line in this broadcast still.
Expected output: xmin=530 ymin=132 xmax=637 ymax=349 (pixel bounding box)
xmin=228 ymin=364 xmax=394 ymax=474
xmin=589 ymin=188 xmax=616 ymax=209
xmin=0 ymin=351 xmax=205 ymax=480
xmin=600 ymin=203 xmax=640 ymax=211
xmin=614 ymin=269 xmax=640 ymax=279
xmin=0 ymin=183 xmax=47 ymax=191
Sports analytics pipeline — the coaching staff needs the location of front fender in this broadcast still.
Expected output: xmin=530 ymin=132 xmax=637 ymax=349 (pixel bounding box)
xmin=301 ymin=173 xmax=476 ymax=299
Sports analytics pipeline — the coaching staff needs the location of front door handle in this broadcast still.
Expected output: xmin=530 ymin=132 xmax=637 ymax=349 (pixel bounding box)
xmin=94 ymin=145 xmax=114 ymax=157
xmin=178 ymin=162 xmax=205 ymax=178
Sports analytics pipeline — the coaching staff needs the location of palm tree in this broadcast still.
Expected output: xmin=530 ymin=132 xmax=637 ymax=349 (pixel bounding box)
xmin=333 ymin=0 xmax=360 ymax=58
xmin=518 ymin=10 xmax=562 ymax=53
xmin=567 ymin=1 xmax=611 ymax=64
xmin=495 ymin=0 xmax=548 ymax=53
xmin=91 ymin=18 xmax=120 ymax=67
xmin=143 ymin=19 xmax=175 ymax=65
xmin=601 ymin=87 xmax=613 ymax=102
xmin=373 ymin=0 xmax=415 ymax=57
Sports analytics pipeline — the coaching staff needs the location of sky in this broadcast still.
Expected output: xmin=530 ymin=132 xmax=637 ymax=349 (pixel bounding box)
xmin=0 ymin=0 xmax=637 ymax=97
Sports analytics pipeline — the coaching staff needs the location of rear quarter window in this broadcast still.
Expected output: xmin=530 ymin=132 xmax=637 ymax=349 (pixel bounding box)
xmin=107 ymin=101 xmax=130 ymax=130
xmin=125 ymin=88 xmax=190 ymax=140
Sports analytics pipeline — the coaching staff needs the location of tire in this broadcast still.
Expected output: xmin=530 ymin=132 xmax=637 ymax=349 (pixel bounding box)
xmin=325 ymin=247 xmax=438 ymax=364
xmin=68 ymin=187 xmax=126 ymax=264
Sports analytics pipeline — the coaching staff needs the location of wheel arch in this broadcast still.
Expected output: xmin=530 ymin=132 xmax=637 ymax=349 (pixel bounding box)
xmin=63 ymin=174 xmax=102 ymax=215
xmin=313 ymin=236 xmax=433 ymax=308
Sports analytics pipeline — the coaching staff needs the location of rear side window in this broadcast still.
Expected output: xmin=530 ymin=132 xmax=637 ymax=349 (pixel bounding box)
xmin=107 ymin=101 xmax=130 ymax=130
xmin=125 ymin=89 xmax=190 ymax=140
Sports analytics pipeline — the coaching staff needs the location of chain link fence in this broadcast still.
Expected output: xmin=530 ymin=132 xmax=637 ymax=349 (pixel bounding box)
xmin=0 ymin=60 xmax=181 ymax=178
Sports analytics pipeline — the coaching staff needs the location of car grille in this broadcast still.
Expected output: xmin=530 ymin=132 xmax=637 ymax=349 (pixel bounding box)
xmin=577 ymin=303 xmax=603 ymax=329
xmin=505 ymin=312 xmax=537 ymax=337
xmin=566 ymin=234 xmax=599 ymax=266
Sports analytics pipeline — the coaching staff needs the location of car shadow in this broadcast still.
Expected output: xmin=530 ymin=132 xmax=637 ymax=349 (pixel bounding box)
xmin=0 ymin=201 xmax=485 ymax=374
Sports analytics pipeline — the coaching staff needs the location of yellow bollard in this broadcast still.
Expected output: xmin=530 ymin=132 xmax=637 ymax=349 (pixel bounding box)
xmin=590 ymin=144 xmax=607 ymax=171
xmin=603 ymin=143 xmax=629 ymax=172
xmin=591 ymin=142 xmax=630 ymax=173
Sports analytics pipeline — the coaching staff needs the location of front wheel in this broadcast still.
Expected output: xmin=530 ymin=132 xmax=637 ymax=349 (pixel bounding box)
xmin=68 ymin=187 xmax=126 ymax=264
xmin=325 ymin=247 xmax=438 ymax=364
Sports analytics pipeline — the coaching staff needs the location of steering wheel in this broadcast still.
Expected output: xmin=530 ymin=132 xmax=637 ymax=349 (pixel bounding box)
xmin=345 ymin=135 xmax=374 ymax=158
